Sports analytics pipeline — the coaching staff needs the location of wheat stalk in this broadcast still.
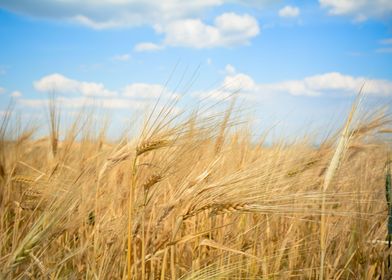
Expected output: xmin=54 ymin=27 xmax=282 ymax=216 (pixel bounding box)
xmin=319 ymin=90 xmax=362 ymax=280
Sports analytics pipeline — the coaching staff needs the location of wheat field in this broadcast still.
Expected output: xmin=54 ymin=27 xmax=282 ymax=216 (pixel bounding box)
xmin=0 ymin=97 xmax=391 ymax=279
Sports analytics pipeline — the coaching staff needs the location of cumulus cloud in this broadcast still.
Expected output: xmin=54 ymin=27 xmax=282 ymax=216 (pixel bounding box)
xmin=134 ymin=42 xmax=164 ymax=52
xmin=0 ymin=0 xmax=225 ymax=29
xmin=34 ymin=73 xmax=117 ymax=97
xmin=0 ymin=87 xmax=5 ymax=94
xmin=319 ymin=0 xmax=392 ymax=21
xmin=34 ymin=73 xmax=180 ymax=99
xmin=278 ymin=6 xmax=300 ymax=17
xmin=196 ymin=69 xmax=258 ymax=101
xmin=223 ymin=73 xmax=257 ymax=92
xmin=24 ymin=71 xmax=392 ymax=110
xmin=0 ymin=1 xmax=262 ymax=49
xmin=19 ymin=97 xmax=146 ymax=109
xmin=150 ymin=13 xmax=260 ymax=49
xmin=265 ymin=72 xmax=392 ymax=96
xmin=135 ymin=13 xmax=260 ymax=50
xmin=197 ymin=70 xmax=392 ymax=101
xmin=22 ymin=73 xmax=179 ymax=109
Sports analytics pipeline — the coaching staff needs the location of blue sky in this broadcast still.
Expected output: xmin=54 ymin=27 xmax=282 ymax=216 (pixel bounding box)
xmin=0 ymin=0 xmax=392 ymax=138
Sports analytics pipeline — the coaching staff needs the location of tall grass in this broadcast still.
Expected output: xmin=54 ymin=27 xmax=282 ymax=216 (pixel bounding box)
xmin=0 ymin=96 xmax=391 ymax=279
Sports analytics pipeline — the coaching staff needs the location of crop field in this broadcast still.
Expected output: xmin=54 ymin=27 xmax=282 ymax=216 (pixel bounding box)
xmin=1 ymin=1 xmax=392 ymax=279
xmin=0 ymin=96 xmax=391 ymax=279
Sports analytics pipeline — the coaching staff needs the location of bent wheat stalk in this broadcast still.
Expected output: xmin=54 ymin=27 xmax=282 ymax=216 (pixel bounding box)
xmin=319 ymin=90 xmax=362 ymax=280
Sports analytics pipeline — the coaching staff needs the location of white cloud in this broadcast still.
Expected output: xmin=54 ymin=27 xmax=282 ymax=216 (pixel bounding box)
xmin=196 ymin=70 xmax=392 ymax=101
xmin=196 ymin=72 xmax=258 ymax=101
xmin=0 ymin=87 xmax=5 ymax=94
xmin=11 ymin=91 xmax=22 ymax=98
xmin=112 ymin=54 xmax=131 ymax=61
xmin=137 ymin=13 xmax=260 ymax=50
xmin=156 ymin=13 xmax=259 ymax=48
xmin=80 ymin=82 xmax=116 ymax=97
xmin=34 ymin=73 xmax=117 ymax=97
xmin=34 ymin=74 xmax=78 ymax=93
xmin=34 ymin=73 xmax=180 ymax=100
xmin=22 ymin=73 xmax=179 ymax=109
xmin=0 ymin=1 xmax=262 ymax=49
xmin=264 ymin=72 xmax=392 ymax=97
xmin=134 ymin=42 xmax=164 ymax=52
xmin=278 ymin=6 xmax=300 ymax=17
xmin=24 ymin=71 xmax=392 ymax=112
xmin=0 ymin=0 xmax=225 ymax=29
xmin=19 ymin=97 xmax=146 ymax=109
xmin=223 ymin=73 xmax=256 ymax=91
xmin=319 ymin=0 xmax=392 ymax=21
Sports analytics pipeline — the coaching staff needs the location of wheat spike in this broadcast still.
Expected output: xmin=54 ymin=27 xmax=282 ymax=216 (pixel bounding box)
xmin=136 ymin=140 xmax=170 ymax=156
